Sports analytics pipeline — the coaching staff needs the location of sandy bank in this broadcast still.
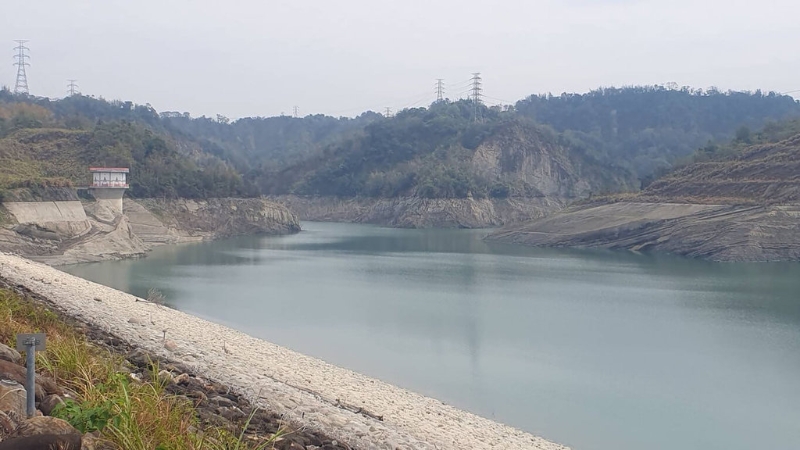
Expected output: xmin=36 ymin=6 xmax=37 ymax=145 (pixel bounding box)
xmin=0 ymin=252 xmax=567 ymax=450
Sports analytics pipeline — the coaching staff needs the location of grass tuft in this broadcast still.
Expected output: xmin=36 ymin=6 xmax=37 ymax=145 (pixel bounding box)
xmin=0 ymin=287 xmax=286 ymax=450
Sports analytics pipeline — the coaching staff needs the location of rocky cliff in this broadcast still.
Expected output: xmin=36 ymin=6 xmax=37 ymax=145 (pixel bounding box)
xmin=271 ymin=195 xmax=565 ymax=228
xmin=469 ymin=122 xmax=632 ymax=199
xmin=271 ymin=121 xmax=635 ymax=228
xmin=488 ymin=133 xmax=800 ymax=261
xmin=0 ymin=190 xmax=300 ymax=265
xmin=127 ymin=198 xmax=300 ymax=245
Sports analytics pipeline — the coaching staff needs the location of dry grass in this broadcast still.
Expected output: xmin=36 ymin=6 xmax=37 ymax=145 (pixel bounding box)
xmin=0 ymin=287 xmax=285 ymax=450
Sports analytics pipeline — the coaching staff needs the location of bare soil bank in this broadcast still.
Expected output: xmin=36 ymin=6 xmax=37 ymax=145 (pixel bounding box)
xmin=488 ymin=202 xmax=800 ymax=262
xmin=269 ymin=195 xmax=565 ymax=229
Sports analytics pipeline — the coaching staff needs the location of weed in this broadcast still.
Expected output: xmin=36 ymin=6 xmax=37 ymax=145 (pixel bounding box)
xmin=146 ymin=288 xmax=166 ymax=306
xmin=1 ymin=287 xmax=288 ymax=450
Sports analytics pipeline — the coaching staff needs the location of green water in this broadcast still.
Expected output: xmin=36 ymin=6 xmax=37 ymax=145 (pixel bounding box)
xmin=61 ymin=222 xmax=800 ymax=450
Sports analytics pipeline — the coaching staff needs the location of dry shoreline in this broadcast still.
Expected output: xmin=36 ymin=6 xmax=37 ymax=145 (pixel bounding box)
xmin=0 ymin=251 xmax=568 ymax=450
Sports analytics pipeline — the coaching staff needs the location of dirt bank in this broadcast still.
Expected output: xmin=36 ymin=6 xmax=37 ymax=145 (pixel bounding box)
xmin=270 ymin=195 xmax=565 ymax=229
xmin=488 ymin=202 xmax=800 ymax=262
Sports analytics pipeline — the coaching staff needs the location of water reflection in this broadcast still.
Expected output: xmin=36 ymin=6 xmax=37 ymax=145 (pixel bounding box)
xmin=61 ymin=222 xmax=800 ymax=450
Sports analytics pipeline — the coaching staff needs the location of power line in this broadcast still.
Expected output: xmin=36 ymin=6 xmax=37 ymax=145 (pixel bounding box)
xmin=67 ymin=79 xmax=79 ymax=96
xmin=483 ymin=94 xmax=515 ymax=105
xmin=435 ymin=78 xmax=445 ymax=102
xmin=471 ymin=72 xmax=483 ymax=122
xmin=13 ymin=40 xmax=30 ymax=95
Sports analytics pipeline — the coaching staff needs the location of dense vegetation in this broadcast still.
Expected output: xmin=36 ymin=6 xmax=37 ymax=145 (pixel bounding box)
xmin=2 ymin=84 xmax=799 ymax=201
xmin=516 ymin=86 xmax=800 ymax=178
xmin=262 ymin=100 xmax=632 ymax=198
xmin=0 ymin=91 xmax=252 ymax=199
xmin=163 ymin=111 xmax=380 ymax=170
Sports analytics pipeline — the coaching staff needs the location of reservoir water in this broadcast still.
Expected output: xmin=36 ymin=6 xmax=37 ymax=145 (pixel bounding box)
xmin=61 ymin=222 xmax=800 ymax=450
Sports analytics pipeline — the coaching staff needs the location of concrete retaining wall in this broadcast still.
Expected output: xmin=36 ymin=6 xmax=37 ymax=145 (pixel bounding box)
xmin=3 ymin=201 xmax=88 ymax=223
xmin=88 ymin=189 xmax=125 ymax=214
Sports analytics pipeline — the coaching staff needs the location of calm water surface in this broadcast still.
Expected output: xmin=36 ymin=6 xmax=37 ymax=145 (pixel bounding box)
xmin=62 ymin=222 xmax=800 ymax=450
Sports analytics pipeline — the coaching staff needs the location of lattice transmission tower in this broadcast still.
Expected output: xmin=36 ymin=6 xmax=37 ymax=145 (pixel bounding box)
xmin=67 ymin=79 xmax=79 ymax=96
xmin=435 ymin=78 xmax=445 ymax=102
xmin=13 ymin=40 xmax=30 ymax=94
xmin=471 ymin=72 xmax=483 ymax=122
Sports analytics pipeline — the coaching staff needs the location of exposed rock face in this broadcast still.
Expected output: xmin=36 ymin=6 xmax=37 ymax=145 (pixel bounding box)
xmin=272 ymin=195 xmax=565 ymax=228
xmin=470 ymin=122 xmax=632 ymax=198
xmin=640 ymin=134 xmax=800 ymax=205
xmin=0 ymin=193 xmax=300 ymax=265
xmin=491 ymin=133 xmax=800 ymax=262
xmin=1 ymin=202 xmax=148 ymax=266
xmin=272 ymin=121 xmax=635 ymax=229
xmin=128 ymin=198 xmax=300 ymax=244
xmin=488 ymin=202 xmax=800 ymax=262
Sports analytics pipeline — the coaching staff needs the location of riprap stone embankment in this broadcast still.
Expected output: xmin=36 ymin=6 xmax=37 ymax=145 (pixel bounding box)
xmin=0 ymin=252 xmax=568 ymax=450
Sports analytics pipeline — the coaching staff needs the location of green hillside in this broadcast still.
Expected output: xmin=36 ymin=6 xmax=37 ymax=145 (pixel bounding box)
xmin=261 ymin=100 xmax=636 ymax=199
xmin=516 ymin=86 xmax=800 ymax=177
xmin=2 ymin=84 xmax=799 ymax=202
xmin=0 ymin=98 xmax=251 ymax=199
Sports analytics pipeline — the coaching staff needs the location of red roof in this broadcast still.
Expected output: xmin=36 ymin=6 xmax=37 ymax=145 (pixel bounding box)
xmin=89 ymin=167 xmax=130 ymax=173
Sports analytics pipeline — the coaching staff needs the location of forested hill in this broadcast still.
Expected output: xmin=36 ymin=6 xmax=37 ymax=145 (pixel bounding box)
xmin=261 ymin=100 xmax=637 ymax=199
xmin=162 ymin=112 xmax=380 ymax=170
xmin=2 ymin=85 xmax=799 ymax=202
xmin=0 ymin=97 xmax=251 ymax=199
xmin=516 ymin=86 xmax=800 ymax=178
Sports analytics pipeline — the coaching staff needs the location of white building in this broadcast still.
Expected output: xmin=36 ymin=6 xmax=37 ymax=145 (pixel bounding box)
xmin=88 ymin=167 xmax=129 ymax=214
xmin=90 ymin=167 xmax=129 ymax=188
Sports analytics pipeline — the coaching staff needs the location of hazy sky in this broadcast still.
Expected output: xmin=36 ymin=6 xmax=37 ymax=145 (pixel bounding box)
xmin=2 ymin=0 xmax=799 ymax=119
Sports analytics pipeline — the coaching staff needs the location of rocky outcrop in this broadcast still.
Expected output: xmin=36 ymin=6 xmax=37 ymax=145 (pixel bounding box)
xmin=272 ymin=195 xmax=565 ymax=228
xmin=490 ymin=133 xmax=800 ymax=262
xmin=128 ymin=198 xmax=300 ymax=244
xmin=0 ymin=199 xmax=148 ymax=266
xmin=270 ymin=121 xmax=635 ymax=229
xmin=488 ymin=202 xmax=800 ymax=262
xmin=470 ymin=122 xmax=634 ymax=199
xmin=0 ymin=195 xmax=300 ymax=265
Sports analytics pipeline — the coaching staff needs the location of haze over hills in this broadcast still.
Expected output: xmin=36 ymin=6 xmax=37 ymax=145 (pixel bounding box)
xmin=489 ymin=120 xmax=800 ymax=261
xmin=2 ymin=84 xmax=800 ymax=228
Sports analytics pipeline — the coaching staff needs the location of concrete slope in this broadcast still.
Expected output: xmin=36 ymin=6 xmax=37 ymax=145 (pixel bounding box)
xmin=1 ymin=197 xmax=300 ymax=265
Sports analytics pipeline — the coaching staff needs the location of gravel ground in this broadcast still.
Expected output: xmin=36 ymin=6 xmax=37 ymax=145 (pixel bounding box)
xmin=0 ymin=251 xmax=568 ymax=450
